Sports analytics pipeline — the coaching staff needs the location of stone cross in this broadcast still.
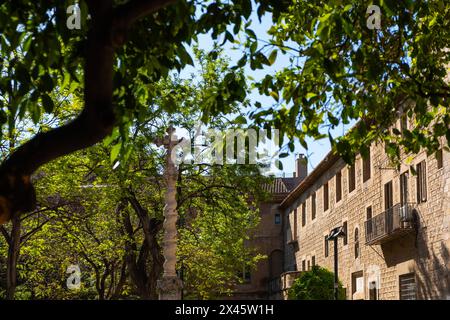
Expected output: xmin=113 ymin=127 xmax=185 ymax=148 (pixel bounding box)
xmin=156 ymin=126 xmax=183 ymax=300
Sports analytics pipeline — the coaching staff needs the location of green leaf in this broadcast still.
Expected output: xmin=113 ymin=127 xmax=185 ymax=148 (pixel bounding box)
xmin=275 ymin=159 xmax=283 ymax=170
xmin=343 ymin=4 xmax=353 ymax=12
xmin=0 ymin=109 xmax=6 ymax=124
xmin=306 ymin=92 xmax=317 ymax=99
xmin=245 ymin=29 xmax=257 ymax=40
xmin=268 ymin=50 xmax=278 ymax=65
xmin=110 ymin=142 xmax=122 ymax=162
xmin=104 ymin=128 xmax=120 ymax=147
xmin=234 ymin=115 xmax=247 ymax=124
xmin=41 ymin=94 xmax=54 ymax=113
xmin=39 ymin=74 xmax=54 ymax=92
xmin=269 ymin=91 xmax=279 ymax=101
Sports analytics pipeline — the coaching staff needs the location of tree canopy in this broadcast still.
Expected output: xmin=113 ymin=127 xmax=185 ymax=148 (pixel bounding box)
xmin=248 ymin=0 xmax=450 ymax=164
xmin=0 ymin=48 xmax=269 ymax=300
xmin=0 ymin=0 xmax=286 ymax=223
xmin=1 ymin=1 xmax=449 ymax=221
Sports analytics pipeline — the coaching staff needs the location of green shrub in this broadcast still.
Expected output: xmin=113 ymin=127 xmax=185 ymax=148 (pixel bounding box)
xmin=288 ymin=266 xmax=346 ymax=300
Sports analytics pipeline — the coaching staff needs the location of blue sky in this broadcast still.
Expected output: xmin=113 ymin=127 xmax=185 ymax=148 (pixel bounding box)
xmin=180 ymin=9 xmax=352 ymax=175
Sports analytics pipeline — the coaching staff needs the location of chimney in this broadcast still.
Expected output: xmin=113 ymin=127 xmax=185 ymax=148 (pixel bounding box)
xmin=296 ymin=154 xmax=308 ymax=181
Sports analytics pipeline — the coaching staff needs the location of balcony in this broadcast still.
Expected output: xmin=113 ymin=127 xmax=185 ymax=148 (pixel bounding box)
xmin=268 ymin=271 xmax=302 ymax=300
xmin=365 ymin=203 xmax=416 ymax=245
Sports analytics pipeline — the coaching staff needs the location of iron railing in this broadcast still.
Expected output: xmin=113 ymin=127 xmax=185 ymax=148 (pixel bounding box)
xmin=268 ymin=271 xmax=302 ymax=298
xmin=365 ymin=203 xmax=415 ymax=245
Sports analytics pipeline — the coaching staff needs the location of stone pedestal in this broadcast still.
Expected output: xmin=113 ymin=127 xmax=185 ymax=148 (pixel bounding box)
xmin=157 ymin=276 xmax=183 ymax=300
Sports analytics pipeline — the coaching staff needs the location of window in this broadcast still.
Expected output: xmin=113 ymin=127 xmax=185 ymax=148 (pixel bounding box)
xmin=369 ymin=281 xmax=378 ymax=300
xmin=302 ymin=260 xmax=306 ymax=271
xmin=293 ymin=209 xmax=298 ymax=239
xmin=437 ymin=149 xmax=443 ymax=169
xmin=312 ymin=255 xmax=315 ymax=267
xmin=244 ymin=269 xmax=251 ymax=283
xmin=274 ymin=213 xmax=281 ymax=225
xmin=311 ymin=192 xmax=316 ymax=220
xmin=323 ymin=182 xmax=329 ymax=211
xmin=307 ymin=260 xmax=311 ymax=271
xmin=324 ymin=236 xmax=329 ymax=257
xmin=366 ymin=206 xmax=373 ymax=234
xmin=301 ymin=203 xmax=306 ymax=227
xmin=400 ymin=114 xmax=408 ymax=134
xmin=336 ymin=171 xmax=342 ymax=202
xmin=239 ymin=264 xmax=252 ymax=283
xmin=384 ymin=181 xmax=393 ymax=210
xmin=354 ymin=228 xmax=360 ymax=259
xmin=343 ymin=221 xmax=348 ymax=245
xmin=400 ymin=172 xmax=408 ymax=206
xmin=416 ymin=160 xmax=427 ymax=203
xmin=363 ymin=150 xmax=371 ymax=182
xmin=351 ymin=271 xmax=364 ymax=296
xmin=348 ymin=164 xmax=356 ymax=192
xmin=399 ymin=273 xmax=417 ymax=300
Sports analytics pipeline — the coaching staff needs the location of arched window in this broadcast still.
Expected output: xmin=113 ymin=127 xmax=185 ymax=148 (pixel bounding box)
xmin=354 ymin=228 xmax=360 ymax=259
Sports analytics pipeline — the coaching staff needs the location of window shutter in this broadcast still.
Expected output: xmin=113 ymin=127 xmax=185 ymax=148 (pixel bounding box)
xmin=343 ymin=221 xmax=348 ymax=245
xmin=311 ymin=193 xmax=316 ymax=220
xmin=301 ymin=203 xmax=306 ymax=227
xmin=421 ymin=161 xmax=427 ymax=202
xmin=416 ymin=163 xmax=421 ymax=203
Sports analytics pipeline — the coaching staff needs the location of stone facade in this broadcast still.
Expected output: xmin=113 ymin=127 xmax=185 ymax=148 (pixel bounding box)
xmin=232 ymin=198 xmax=285 ymax=299
xmin=280 ymin=135 xmax=450 ymax=299
xmin=232 ymin=157 xmax=307 ymax=299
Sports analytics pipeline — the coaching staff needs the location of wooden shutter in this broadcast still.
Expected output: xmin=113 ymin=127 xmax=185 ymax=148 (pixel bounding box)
xmin=336 ymin=171 xmax=342 ymax=202
xmin=301 ymin=203 xmax=306 ymax=227
xmin=324 ymin=182 xmax=329 ymax=211
xmin=348 ymin=165 xmax=356 ymax=192
xmin=399 ymin=273 xmax=417 ymax=300
xmin=311 ymin=192 xmax=316 ymax=220
xmin=363 ymin=150 xmax=371 ymax=182
xmin=400 ymin=172 xmax=408 ymax=206
xmin=384 ymin=181 xmax=393 ymax=210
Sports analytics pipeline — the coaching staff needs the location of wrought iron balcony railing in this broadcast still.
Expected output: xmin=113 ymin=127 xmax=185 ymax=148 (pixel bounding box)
xmin=365 ymin=203 xmax=416 ymax=245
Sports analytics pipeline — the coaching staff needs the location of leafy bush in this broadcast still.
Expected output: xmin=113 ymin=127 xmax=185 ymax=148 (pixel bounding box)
xmin=288 ymin=266 xmax=346 ymax=300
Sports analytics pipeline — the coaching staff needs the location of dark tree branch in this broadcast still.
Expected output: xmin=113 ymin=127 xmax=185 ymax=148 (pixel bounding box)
xmin=0 ymin=225 xmax=10 ymax=245
xmin=114 ymin=0 xmax=177 ymax=28
xmin=0 ymin=0 xmax=176 ymax=224
xmin=20 ymin=218 xmax=51 ymax=245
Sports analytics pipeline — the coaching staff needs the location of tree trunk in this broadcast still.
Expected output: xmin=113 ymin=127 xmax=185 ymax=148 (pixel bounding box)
xmin=118 ymin=198 xmax=164 ymax=299
xmin=110 ymin=260 xmax=127 ymax=299
xmin=145 ymin=222 xmax=164 ymax=299
xmin=6 ymin=214 xmax=21 ymax=300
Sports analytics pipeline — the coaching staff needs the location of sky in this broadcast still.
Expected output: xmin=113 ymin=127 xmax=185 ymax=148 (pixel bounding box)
xmin=179 ymin=8 xmax=352 ymax=176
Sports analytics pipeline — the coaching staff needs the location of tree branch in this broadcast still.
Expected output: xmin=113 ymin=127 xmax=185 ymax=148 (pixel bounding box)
xmin=0 ymin=0 xmax=177 ymax=225
xmin=114 ymin=0 xmax=177 ymax=28
xmin=20 ymin=218 xmax=51 ymax=245
xmin=0 ymin=225 xmax=10 ymax=245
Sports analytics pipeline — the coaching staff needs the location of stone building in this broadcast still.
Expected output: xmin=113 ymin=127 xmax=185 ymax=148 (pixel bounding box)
xmin=233 ymin=116 xmax=450 ymax=299
xmin=232 ymin=156 xmax=307 ymax=299
xmin=276 ymin=122 xmax=450 ymax=299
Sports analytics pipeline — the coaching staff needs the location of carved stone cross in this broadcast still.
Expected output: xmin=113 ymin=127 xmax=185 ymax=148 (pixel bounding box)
xmin=156 ymin=126 xmax=183 ymax=300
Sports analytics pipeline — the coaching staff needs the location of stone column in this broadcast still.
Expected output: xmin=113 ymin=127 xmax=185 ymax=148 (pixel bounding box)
xmin=156 ymin=127 xmax=183 ymax=300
